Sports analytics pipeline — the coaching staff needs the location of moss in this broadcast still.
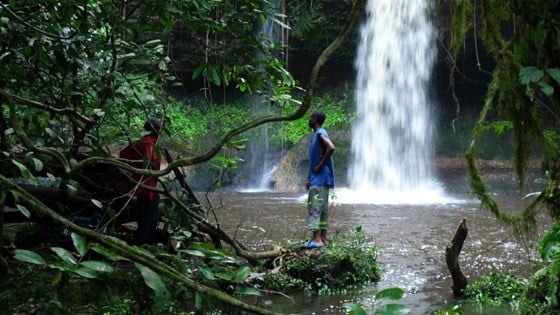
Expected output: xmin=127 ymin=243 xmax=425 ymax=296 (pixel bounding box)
xmin=260 ymin=230 xmax=380 ymax=294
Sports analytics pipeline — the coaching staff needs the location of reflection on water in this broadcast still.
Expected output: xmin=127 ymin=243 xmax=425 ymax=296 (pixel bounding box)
xmin=201 ymin=184 xmax=550 ymax=314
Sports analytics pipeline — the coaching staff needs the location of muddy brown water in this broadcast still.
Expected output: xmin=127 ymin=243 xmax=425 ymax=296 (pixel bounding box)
xmin=201 ymin=170 xmax=552 ymax=314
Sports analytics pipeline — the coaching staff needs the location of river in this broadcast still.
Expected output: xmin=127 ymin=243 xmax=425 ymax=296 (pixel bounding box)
xmin=200 ymin=169 xmax=551 ymax=314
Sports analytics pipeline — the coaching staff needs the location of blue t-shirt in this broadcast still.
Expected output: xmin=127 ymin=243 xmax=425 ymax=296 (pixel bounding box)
xmin=308 ymin=128 xmax=334 ymax=188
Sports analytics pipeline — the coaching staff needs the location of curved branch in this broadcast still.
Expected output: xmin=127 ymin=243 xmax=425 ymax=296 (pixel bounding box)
xmin=72 ymin=0 xmax=368 ymax=176
xmin=0 ymin=174 xmax=282 ymax=315
xmin=6 ymin=97 xmax=72 ymax=174
xmin=0 ymin=91 xmax=94 ymax=125
xmin=0 ymin=3 xmax=71 ymax=40
xmin=465 ymin=77 xmax=543 ymax=231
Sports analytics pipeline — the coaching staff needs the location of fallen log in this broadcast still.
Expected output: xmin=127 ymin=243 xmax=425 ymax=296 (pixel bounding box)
xmin=446 ymin=217 xmax=468 ymax=297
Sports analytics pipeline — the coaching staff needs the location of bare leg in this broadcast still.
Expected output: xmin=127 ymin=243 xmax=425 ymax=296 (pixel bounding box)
xmin=312 ymin=230 xmax=324 ymax=245
xmin=320 ymin=230 xmax=327 ymax=245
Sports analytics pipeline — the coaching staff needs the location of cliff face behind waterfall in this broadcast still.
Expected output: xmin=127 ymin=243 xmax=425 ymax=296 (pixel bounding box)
xmin=272 ymin=130 xmax=541 ymax=193
xmin=273 ymin=131 xmax=350 ymax=192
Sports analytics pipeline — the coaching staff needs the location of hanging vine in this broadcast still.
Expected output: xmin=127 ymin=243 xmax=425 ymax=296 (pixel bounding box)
xmin=447 ymin=0 xmax=560 ymax=231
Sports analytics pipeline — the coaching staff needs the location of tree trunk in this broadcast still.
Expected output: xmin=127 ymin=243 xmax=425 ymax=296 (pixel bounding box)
xmin=446 ymin=218 xmax=468 ymax=297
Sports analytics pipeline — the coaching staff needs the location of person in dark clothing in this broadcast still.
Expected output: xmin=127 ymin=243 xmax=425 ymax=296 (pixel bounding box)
xmin=119 ymin=119 xmax=162 ymax=244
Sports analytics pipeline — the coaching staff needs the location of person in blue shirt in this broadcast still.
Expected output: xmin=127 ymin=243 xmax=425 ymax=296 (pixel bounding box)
xmin=303 ymin=111 xmax=335 ymax=249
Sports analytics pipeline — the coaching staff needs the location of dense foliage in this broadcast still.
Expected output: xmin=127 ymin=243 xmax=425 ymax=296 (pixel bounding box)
xmin=0 ymin=0 xmax=370 ymax=314
xmin=430 ymin=222 xmax=560 ymax=314
xmin=263 ymin=227 xmax=380 ymax=295
xmin=443 ymin=1 xmax=560 ymax=229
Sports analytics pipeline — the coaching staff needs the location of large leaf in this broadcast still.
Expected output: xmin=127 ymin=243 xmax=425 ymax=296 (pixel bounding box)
xmin=519 ymin=66 xmax=543 ymax=84
xmin=374 ymin=303 xmax=410 ymax=315
xmin=215 ymin=272 xmax=233 ymax=281
xmin=51 ymin=247 xmax=77 ymax=265
xmin=11 ymin=160 xmax=37 ymax=185
xmin=375 ymin=287 xmax=404 ymax=300
xmin=343 ymin=303 xmax=367 ymax=315
xmin=74 ymin=266 xmax=98 ymax=279
xmin=547 ymin=68 xmax=560 ymax=85
xmin=71 ymin=233 xmax=88 ymax=256
xmin=31 ymin=158 xmax=43 ymax=172
xmin=14 ymin=249 xmax=46 ymax=265
xmin=539 ymin=81 xmax=554 ymax=96
xmin=134 ymin=263 xmax=169 ymax=297
xmin=198 ymin=266 xmax=216 ymax=280
xmin=233 ymin=266 xmax=251 ymax=283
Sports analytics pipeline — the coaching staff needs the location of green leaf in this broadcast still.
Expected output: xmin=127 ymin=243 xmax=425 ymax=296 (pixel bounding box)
xmin=14 ymin=249 xmax=47 ymax=265
xmin=71 ymin=233 xmax=88 ymax=256
xmin=51 ymin=247 xmax=77 ymax=265
xmin=374 ymin=303 xmax=410 ymax=315
xmin=16 ymin=204 xmax=31 ymax=218
xmin=74 ymin=266 xmax=98 ymax=279
xmin=215 ymin=272 xmax=233 ymax=281
xmin=135 ymin=263 xmax=169 ymax=297
xmin=234 ymin=286 xmax=262 ymax=297
xmin=211 ymin=67 xmax=221 ymax=86
xmin=31 ymin=158 xmax=43 ymax=172
xmin=11 ymin=160 xmax=37 ymax=185
xmin=91 ymin=199 xmax=103 ymax=209
xmin=519 ymin=66 xmax=543 ymax=84
xmin=547 ymin=68 xmax=560 ymax=85
xmin=192 ymin=65 xmax=204 ymax=79
xmin=233 ymin=266 xmax=251 ymax=283
xmin=343 ymin=303 xmax=367 ymax=315
xmin=198 ymin=266 xmax=215 ymax=280
xmin=539 ymin=82 xmax=554 ymax=96
xmin=375 ymin=287 xmax=405 ymax=300
xmin=183 ymin=249 xmax=206 ymax=257
xmin=145 ymin=39 xmax=161 ymax=46
xmin=80 ymin=260 xmax=115 ymax=273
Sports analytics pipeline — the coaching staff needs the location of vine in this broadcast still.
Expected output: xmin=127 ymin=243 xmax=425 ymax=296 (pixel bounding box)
xmin=449 ymin=1 xmax=560 ymax=229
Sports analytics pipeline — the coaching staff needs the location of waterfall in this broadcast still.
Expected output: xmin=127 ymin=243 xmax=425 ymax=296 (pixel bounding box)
xmin=243 ymin=1 xmax=284 ymax=191
xmin=346 ymin=0 xmax=448 ymax=204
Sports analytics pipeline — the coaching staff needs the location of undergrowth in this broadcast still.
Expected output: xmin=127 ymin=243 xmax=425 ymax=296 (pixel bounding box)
xmin=262 ymin=226 xmax=380 ymax=295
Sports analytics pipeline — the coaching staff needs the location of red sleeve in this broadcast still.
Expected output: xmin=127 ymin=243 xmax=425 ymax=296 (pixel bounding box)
xmin=143 ymin=135 xmax=160 ymax=170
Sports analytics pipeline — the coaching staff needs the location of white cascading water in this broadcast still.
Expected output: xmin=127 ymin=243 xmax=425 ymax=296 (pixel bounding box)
xmin=344 ymin=0 xmax=449 ymax=204
xmin=243 ymin=1 xmax=284 ymax=191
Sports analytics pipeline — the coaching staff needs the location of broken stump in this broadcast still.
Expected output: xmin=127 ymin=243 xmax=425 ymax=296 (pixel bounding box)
xmin=446 ymin=217 xmax=468 ymax=297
